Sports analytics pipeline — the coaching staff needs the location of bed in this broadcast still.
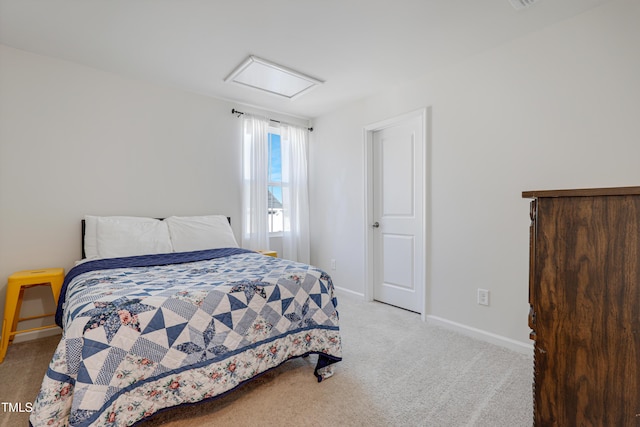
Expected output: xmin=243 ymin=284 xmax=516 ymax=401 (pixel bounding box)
xmin=29 ymin=215 xmax=342 ymax=426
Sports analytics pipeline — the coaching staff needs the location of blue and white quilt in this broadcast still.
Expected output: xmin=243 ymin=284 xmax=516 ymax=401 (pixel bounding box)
xmin=30 ymin=248 xmax=342 ymax=427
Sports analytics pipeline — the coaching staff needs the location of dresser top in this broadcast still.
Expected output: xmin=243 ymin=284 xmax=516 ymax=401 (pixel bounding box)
xmin=523 ymin=186 xmax=640 ymax=198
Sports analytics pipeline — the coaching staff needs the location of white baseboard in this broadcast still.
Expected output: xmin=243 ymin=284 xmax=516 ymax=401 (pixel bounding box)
xmin=11 ymin=327 xmax=62 ymax=344
xmin=333 ymin=286 xmax=365 ymax=298
xmin=331 ymin=290 xmax=532 ymax=355
xmin=427 ymin=315 xmax=533 ymax=356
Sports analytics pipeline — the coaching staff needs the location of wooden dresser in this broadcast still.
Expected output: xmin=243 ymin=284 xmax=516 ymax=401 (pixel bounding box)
xmin=523 ymin=187 xmax=640 ymax=426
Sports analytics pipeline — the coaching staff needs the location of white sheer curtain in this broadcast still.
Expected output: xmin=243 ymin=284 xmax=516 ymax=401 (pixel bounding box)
xmin=241 ymin=115 xmax=270 ymax=251
xmin=281 ymin=124 xmax=310 ymax=263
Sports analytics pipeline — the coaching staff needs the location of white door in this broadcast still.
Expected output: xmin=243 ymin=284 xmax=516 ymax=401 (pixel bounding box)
xmin=372 ymin=113 xmax=424 ymax=313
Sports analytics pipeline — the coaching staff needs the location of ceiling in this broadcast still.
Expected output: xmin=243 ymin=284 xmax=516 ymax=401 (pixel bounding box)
xmin=0 ymin=0 xmax=610 ymax=119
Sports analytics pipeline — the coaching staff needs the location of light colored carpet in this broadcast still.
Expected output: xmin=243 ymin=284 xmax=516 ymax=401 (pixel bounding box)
xmin=0 ymin=292 xmax=533 ymax=426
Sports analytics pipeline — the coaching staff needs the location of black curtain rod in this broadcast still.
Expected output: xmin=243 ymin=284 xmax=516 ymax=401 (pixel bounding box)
xmin=231 ymin=109 xmax=313 ymax=132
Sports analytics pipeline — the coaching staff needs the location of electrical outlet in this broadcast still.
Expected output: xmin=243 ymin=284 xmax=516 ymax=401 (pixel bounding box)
xmin=330 ymin=259 xmax=336 ymax=270
xmin=477 ymin=289 xmax=490 ymax=306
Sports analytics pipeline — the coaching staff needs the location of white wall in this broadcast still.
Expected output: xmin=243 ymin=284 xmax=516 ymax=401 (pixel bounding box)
xmin=309 ymin=0 xmax=640 ymax=347
xmin=0 ymin=45 xmax=302 ymax=338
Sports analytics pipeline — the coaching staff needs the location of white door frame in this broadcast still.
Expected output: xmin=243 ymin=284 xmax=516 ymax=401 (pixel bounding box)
xmin=363 ymin=107 xmax=431 ymax=321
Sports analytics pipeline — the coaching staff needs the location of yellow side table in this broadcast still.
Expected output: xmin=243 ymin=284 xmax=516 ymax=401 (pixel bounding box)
xmin=257 ymin=250 xmax=278 ymax=257
xmin=0 ymin=268 xmax=64 ymax=363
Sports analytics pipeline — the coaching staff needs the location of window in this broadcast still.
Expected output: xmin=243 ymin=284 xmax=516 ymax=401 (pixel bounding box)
xmin=268 ymin=129 xmax=284 ymax=233
xmin=241 ymin=115 xmax=309 ymax=261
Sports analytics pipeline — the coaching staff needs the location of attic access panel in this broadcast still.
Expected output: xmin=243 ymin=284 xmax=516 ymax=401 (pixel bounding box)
xmin=225 ymin=56 xmax=323 ymax=99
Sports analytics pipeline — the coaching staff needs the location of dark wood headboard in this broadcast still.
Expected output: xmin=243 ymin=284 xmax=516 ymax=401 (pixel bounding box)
xmin=81 ymin=217 xmax=231 ymax=259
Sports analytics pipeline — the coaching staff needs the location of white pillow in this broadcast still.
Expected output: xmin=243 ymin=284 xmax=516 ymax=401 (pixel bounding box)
xmin=96 ymin=216 xmax=173 ymax=259
xmin=165 ymin=215 xmax=238 ymax=252
xmin=84 ymin=215 xmax=100 ymax=259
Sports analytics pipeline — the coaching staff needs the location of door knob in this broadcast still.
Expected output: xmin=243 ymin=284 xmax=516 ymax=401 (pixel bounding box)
xmin=372 ymin=222 xmax=380 ymax=228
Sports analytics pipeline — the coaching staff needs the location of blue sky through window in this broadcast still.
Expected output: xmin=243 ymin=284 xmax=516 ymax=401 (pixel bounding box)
xmin=269 ymin=133 xmax=282 ymax=203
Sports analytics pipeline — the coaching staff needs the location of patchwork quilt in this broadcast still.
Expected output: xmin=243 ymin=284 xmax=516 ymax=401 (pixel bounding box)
xmin=30 ymin=248 xmax=342 ymax=427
